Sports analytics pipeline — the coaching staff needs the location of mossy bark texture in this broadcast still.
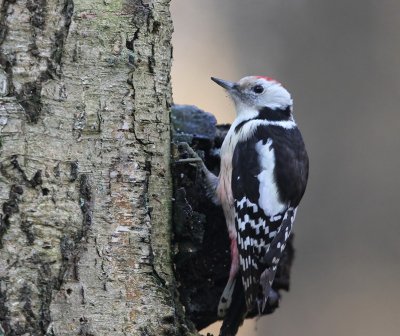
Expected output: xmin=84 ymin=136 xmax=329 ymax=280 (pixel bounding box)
xmin=0 ymin=1 xmax=181 ymax=335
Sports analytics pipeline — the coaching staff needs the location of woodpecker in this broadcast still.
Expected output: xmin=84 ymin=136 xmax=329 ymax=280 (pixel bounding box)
xmin=179 ymin=76 xmax=308 ymax=335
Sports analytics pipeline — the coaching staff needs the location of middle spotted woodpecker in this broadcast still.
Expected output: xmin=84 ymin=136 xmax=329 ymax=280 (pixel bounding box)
xmin=179 ymin=75 xmax=308 ymax=335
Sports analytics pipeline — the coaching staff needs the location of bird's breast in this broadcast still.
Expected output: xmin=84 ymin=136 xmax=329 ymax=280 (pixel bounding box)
xmin=217 ymin=128 xmax=238 ymax=233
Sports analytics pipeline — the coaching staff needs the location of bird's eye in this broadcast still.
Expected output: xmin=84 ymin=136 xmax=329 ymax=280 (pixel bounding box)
xmin=253 ymin=85 xmax=264 ymax=94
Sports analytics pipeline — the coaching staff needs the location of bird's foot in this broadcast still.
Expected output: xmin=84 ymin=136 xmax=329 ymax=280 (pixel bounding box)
xmin=176 ymin=142 xmax=204 ymax=164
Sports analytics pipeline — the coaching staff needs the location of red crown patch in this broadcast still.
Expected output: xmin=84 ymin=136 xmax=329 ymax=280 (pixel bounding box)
xmin=256 ymin=76 xmax=280 ymax=84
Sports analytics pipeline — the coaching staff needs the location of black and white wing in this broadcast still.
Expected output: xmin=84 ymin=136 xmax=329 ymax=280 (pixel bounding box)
xmin=231 ymin=124 xmax=308 ymax=310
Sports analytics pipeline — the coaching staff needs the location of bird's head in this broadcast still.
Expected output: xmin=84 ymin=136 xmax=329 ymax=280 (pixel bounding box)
xmin=211 ymin=75 xmax=293 ymax=118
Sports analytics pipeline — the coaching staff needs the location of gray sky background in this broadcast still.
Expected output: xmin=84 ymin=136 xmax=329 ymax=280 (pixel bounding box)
xmin=171 ymin=1 xmax=400 ymax=335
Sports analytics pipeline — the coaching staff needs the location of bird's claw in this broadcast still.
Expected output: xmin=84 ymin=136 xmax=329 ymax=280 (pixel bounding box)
xmin=176 ymin=142 xmax=203 ymax=164
xmin=176 ymin=157 xmax=203 ymax=163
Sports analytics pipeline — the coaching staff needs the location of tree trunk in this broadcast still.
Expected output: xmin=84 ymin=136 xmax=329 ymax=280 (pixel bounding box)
xmin=0 ymin=1 xmax=183 ymax=335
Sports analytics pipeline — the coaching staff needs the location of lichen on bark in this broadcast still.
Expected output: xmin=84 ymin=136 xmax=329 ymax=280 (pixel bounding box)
xmin=0 ymin=0 xmax=181 ymax=335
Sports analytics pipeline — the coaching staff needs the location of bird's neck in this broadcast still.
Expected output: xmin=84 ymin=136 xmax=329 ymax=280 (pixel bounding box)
xmin=235 ymin=104 xmax=294 ymax=123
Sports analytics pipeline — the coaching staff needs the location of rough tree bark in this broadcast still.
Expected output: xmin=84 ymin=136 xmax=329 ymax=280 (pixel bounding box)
xmin=0 ymin=1 xmax=295 ymax=335
xmin=0 ymin=0 xmax=186 ymax=335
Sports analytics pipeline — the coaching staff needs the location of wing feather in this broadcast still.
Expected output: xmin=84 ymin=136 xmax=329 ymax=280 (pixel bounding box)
xmin=231 ymin=123 xmax=307 ymax=310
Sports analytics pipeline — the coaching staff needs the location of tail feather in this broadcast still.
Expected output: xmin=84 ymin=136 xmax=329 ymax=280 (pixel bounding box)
xmin=259 ymin=266 xmax=277 ymax=313
xmin=218 ymin=277 xmax=236 ymax=317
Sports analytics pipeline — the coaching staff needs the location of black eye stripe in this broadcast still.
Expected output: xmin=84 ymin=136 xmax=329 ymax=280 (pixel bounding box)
xmin=253 ymin=85 xmax=264 ymax=94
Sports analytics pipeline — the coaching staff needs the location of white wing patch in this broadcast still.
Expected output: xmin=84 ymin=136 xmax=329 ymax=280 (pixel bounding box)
xmin=255 ymin=139 xmax=287 ymax=217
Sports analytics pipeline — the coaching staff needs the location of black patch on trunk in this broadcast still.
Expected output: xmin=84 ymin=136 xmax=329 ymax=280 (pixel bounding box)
xmin=0 ymin=184 xmax=23 ymax=248
xmin=79 ymin=174 xmax=93 ymax=237
xmin=16 ymin=82 xmax=43 ymax=123
xmin=26 ymin=0 xmax=47 ymax=29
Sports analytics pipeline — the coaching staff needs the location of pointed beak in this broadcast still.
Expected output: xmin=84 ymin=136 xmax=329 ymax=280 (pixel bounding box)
xmin=211 ymin=77 xmax=236 ymax=91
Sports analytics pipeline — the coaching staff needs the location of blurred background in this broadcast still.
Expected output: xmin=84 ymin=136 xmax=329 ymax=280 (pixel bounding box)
xmin=171 ymin=1 xmax=400 ymax=336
